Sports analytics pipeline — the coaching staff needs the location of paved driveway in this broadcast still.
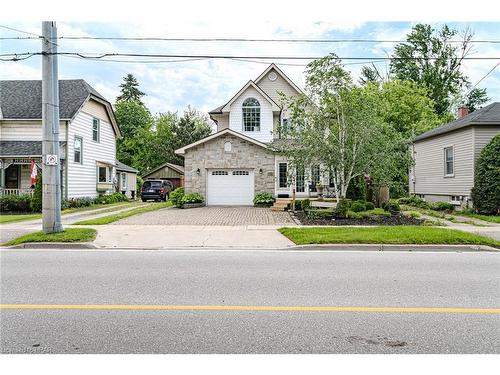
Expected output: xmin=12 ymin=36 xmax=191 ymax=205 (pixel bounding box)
xmin=114 ymin=206 xmax=296 ymax=226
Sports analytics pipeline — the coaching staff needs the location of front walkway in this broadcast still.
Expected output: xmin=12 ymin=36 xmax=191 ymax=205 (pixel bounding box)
xmin=417 ymin=213 xmax=500 ymax=241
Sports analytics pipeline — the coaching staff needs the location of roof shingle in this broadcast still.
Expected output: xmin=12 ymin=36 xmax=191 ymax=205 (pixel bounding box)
xmin=0 ymin=80 xmax=108 ymax=120
xmin=414 ymin=102 xmax=500 ymax=142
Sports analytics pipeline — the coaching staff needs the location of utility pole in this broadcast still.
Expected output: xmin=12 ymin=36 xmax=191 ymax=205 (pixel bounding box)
xmin=41 ymin=21 xmax=63 ymax=233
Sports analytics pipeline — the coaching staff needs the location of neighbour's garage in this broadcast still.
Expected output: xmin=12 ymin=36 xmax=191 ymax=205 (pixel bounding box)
xmin=142 ymin=162 xmax=184 ymax=188
xmin=207 ymin=169 xmax=254 ymax=205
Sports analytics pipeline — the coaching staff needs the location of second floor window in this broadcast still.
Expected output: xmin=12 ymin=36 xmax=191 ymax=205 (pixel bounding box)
xmin=242 ymin=97 xmax=260 ymax=132
xmin=74 ymin=136 xmax=82 ymax=164
xmin=92 ymin=118 xmax=100 ymax=142
xmin=444 ymin=146 xmax=454 ymax=176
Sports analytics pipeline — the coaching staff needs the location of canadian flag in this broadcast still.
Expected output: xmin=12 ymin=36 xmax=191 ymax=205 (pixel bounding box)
xmin=30 ymin=160 xmax=38 ymax=185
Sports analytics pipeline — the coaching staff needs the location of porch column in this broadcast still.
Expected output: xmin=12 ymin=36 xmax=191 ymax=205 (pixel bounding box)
xmin=0 ymin=159 xmax=4 ymax=189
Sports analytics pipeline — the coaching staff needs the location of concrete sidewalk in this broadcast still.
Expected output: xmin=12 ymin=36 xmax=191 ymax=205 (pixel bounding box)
xmin=90 ymin=224 xmax=295 ymax=249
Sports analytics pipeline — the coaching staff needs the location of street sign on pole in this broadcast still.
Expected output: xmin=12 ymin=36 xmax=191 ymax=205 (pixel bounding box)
xmin=42 ymin=21 xmax=63 ymax=233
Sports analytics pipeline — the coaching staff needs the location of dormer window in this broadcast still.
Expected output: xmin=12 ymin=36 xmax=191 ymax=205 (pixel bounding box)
xmin=242 ymin=97 xmax=260 ymax=132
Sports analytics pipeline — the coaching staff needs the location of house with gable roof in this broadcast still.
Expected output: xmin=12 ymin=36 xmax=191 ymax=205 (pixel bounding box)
xmin=0 ymin=79 xmax=137 ymax=199
xmin=175 ymin=64 xmax=327 ymax=206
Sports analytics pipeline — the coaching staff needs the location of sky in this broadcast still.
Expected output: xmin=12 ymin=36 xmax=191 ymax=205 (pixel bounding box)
xmin=1 ymin=20 xmax=500 ymax=116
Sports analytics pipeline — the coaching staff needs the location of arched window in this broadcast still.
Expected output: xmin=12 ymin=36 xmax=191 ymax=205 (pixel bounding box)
xmin=242 ymin=97 xmax=260 ymax=132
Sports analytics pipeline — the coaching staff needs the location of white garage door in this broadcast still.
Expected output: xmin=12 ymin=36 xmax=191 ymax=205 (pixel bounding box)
xmin=207 ymin=169 xmax=254 ymax=205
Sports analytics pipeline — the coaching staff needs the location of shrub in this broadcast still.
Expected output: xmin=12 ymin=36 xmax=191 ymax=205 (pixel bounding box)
xmin=0 ymin=194 xmax=32 ymax=212
xmin=30 ymin=175 xmax=43 ymax=212
xmin=181 ymin=192 xmax=204 ymax=204
xmin=95 ymin=192 xmax=128 ymax=205
xmin=306 ymin=208 xmax=333 ymax=219
xmin=65 ymin=197 xmax=95 ymax=208
xmin=346 ymin=175 xmax=366 ymax=201
xmin=382 ymin=199 xmax=400 ymax=213
xmin=170 ymin=187 xmax=185 ymax=208
xmin=294 ymin=199 xmax=310 ymax=211
xmin=351 ymin=201 xmax=367 ymax=212
xmin=346 ymin=210 xmax=365 ymax=219
xmin=335 ymin=198 xmax=351 ymax=218
xmin=408 ymin=211 xmax=422 ymax=218
xmin=398 ymin=195 xmax=429 ymax=209
xmin=136 ymin=175 xmax=144 ymax=195
xmin=253 ymin=192 xmax=274 ymax=206
xmin=429 ymin=201 xmax=455 ymax=211
xmin=365 ymin=201 xmax=375 ymax=210
xmin=346 ymin=208 xmax=391 ymax=219
xmin=471 ymin=134 xmax=500 ymax=214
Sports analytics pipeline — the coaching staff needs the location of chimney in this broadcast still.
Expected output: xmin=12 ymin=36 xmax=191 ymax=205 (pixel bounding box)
xmin=458 ymin=105 xmax=469 ymax=118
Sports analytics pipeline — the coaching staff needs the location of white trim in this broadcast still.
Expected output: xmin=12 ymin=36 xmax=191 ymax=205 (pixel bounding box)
xmin=443 ymin=145 xmax=455 ymax=177
xmin=174 ymin=128 xmax=268 ymax=155
xmin=253 ymin=63 xmax=305 ymax=96
xmin=221 ymin=81 xmax=280 ymax=112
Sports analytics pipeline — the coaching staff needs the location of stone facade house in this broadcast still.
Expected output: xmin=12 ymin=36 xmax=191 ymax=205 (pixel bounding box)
xmin=410 ymin=103 xmax=500 ymax=208
xmin=175 ymin=64 xmax=327 ymax=206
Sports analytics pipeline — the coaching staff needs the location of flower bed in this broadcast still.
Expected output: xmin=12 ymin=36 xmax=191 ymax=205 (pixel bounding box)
xmin=294 ymin=211 xmax=425 ymax=226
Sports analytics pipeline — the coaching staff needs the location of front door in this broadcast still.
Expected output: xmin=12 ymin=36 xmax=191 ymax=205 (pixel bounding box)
xmin=5 ymin=165 xmax=20 ymax=188
xmin=296 ymin=166 xmax=305 ymax=193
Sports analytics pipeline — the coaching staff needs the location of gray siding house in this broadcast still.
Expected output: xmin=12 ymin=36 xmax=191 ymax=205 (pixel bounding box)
xmin=410 ymin=103 xmax=500 ymax=208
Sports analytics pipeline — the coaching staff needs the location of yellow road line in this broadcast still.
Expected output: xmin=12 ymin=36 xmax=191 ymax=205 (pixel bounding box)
xmin=1 ymin=304 xmax=499 ymax=314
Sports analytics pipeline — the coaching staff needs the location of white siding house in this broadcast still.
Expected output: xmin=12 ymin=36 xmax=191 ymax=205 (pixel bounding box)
xmin=0 ymin=80 xmax=137 ymax=200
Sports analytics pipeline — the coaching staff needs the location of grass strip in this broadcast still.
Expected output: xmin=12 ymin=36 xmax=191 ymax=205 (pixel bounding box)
xmin=0 ymin=201 xmax=137 ymax=224
xmin=0 ymin=213 xmax=42 ymax=224
xmin=73 ymin=201 xmax=172 ymax=225
xmin=278 ymin=226 xmax=500 ymax=248
xmin=4 ymin=228 xmax=97 ymax=246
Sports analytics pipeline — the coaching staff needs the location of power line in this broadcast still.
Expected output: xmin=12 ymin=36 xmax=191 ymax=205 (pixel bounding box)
xmin=468 ymin=61 xmax=500 ymax=93
xmin=0 ymin=25 xmax=41 ymax=38
xmin=4 ymin=52 xmax=499 ymax=61
xmin=52 ymin=36 xmax=500 ymax=44
xmin=3 ymin=36 xmax=500 ymax=44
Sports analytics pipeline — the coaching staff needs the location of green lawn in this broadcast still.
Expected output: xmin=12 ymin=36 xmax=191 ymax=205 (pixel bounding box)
xmin=279 ymin=226 xmax=500 ymax=248
xmin=0 ymin=201 xmax=137 ymax=224
xmin=0 ymin=213 xmax=42 ymax=224
xmin=4 ymin=228 xmax=97 ymax=246
xmin=73 ymin=201 xmax=172 ymax=225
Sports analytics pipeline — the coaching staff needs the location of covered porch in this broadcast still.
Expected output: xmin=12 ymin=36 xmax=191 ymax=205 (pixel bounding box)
xmin=0 ymin=141 xmax=66 ymax=198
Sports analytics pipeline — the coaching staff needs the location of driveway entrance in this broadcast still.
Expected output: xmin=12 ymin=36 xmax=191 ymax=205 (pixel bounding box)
xmin=114 ymin=206 xmax=296 ymax=226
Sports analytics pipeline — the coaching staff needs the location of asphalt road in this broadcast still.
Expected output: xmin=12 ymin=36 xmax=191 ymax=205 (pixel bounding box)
xmin=1 ymin=248 xmax=499 ymax=353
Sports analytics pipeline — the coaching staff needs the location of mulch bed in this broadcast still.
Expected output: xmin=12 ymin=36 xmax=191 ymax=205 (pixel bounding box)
xmin=293 ymin=211 xmax=425 ymax=226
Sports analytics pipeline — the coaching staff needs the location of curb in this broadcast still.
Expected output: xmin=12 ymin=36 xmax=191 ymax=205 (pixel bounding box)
xmin=1 ymin=243 xmax=498 ymax=252
xmin=1 ymin=242 xmax=99 ymax=250
xmin=291 ymin=244 xmax=500 ymax=252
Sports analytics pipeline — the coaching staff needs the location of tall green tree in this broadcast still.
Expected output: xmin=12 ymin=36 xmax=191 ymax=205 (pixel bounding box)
xmin=142 ymin=107 xmax=213 ymax=171
xmin=277 ymin=54 xmax=406 ymax=199
xmin=390 ymin=24 xmax=489 ymax=116
xmin=115 ymin=100 xmax=154 ymax=171
xmin=116 ymin=74 xmax=146 ymax=105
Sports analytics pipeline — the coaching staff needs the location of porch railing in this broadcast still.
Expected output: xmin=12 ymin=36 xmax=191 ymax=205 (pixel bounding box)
xmin=0 ymin=188 xmax=35 ymax=197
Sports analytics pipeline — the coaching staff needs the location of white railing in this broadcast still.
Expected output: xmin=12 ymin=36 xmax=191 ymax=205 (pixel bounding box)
xmin=0 ymin=188 xmax=34 ymax=196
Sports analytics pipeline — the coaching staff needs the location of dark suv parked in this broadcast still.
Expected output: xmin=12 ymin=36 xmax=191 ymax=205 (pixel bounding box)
xmin=141 ymin=180 xmax=173 ymax=202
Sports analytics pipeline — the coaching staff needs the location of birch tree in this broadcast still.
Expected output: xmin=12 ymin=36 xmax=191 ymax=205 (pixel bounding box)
xmin=276 ymin=54 xmax=400 ymax=199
